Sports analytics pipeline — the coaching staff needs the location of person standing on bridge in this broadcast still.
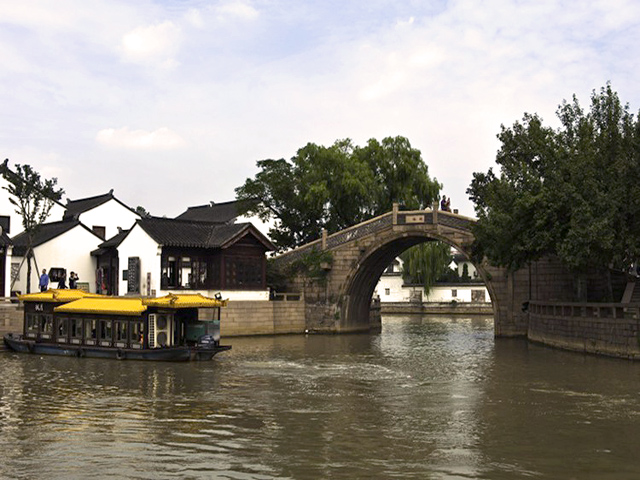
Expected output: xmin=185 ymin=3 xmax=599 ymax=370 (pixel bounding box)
xmin=440 ymin=196 xmax=451 ymax=212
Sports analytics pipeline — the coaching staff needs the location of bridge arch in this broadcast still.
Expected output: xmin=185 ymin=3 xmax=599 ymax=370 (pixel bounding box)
xmin=341 ymin=229 xmax=499 ymax=332
xmin=274 ymin=206 xmax=530 ymax=336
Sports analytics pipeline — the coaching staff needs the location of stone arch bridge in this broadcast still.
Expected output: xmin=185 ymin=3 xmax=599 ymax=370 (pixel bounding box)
xmin=272 ymin=205 xmax=564 ymax=337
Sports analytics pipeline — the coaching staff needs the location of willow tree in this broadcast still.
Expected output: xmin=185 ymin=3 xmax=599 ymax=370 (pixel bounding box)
xmin=400 ymin=241 xmax=452 ymax=295
xmin=1 ymin=160 xmax=64 ymax=292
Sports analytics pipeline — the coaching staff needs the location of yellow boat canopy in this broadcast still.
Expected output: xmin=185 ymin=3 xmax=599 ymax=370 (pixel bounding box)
xmin=143 ymin=293 xmax=228 ymax=308
xmin=19 ymin=289 xmax=104 ymax=303
xmin=51 ymin=293 xmax=227 ymax=316
xmin=54 ymin=297 xmax=147 ymax=316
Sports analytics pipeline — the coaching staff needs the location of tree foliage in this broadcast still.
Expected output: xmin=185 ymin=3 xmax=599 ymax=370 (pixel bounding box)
xmin=400 ymin=241 xmax=452 ymax=295
xmin=468 ymin=84 xmax=640 ymax=281
xmin=236 ymin=136 xmax=440 ymax=251
xmin=1 ymin=160 xmax=64 ymax=292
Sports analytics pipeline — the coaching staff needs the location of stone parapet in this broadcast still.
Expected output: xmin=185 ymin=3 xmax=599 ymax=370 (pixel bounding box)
xmin=528 ymin=301 xmax=640 ymax=359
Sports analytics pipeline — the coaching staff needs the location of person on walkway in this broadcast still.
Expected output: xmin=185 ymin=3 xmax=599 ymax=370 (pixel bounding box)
xmin=440 ymin=195 xmax=448 ymax=211
xmin=39 ymin=269 xmax=49 ymax=292
xmin=69 ymin=271 xmax=78 ymax=289
xmin=58 ymin=271 xmax=67 ymax=289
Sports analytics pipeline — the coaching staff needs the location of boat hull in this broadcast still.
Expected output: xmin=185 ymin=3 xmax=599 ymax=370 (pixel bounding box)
xmin=3 ymin=333 xmax=231 ymax=362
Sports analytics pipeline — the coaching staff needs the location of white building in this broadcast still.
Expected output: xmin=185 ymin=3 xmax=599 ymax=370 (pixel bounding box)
xmin=10 ymin=220 xmax=103 ymax=294
xmin=374 ymin=254 xmax=490 ymax=304
xmin=6 ymin=190 xmax=141 ymax=296
xmin=102 ymin=216 xmax=275 ymax=300
xmin=63 ymin=190 xmax=141 ymax=241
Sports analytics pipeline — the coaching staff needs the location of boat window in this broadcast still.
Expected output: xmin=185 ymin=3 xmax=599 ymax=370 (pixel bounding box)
xmin=99 ymin=320 xmax=113 ymax=347
xmin=70 ymin=318 xmax=83 ymax=344
xmin=114 ymin=320 xmax=128 ymax=348
xmin=25 ymin=313 xmax=38 ymax=338
xmin=40 ymin=315 xmax=53 ymax=339
xmin=57 ymin=317 xmax=69 ymax=343
xmin=84 ymin=318 xmax=97 ymax=345
xmin=131 ymin=321 xmax=144 ymax=349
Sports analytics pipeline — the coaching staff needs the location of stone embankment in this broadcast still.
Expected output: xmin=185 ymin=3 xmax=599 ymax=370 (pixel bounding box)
xmin=528 ymin=301 xmax=640 ymax=360
xmin=381 ymin=302 xmax=493 ymax=315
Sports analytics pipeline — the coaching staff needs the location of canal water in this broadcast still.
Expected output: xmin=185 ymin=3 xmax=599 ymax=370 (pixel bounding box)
xmin=1 ymin=314 xmax=640 ymax=479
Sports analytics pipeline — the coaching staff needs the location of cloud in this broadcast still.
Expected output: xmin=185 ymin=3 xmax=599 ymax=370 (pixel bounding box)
xmin=216 ymin=1 xmax=259 ymax=21
xmin=121 ymin=21 xmax=181 ymax=67
xmin=96 ymin=127 xmax=186 ymax=150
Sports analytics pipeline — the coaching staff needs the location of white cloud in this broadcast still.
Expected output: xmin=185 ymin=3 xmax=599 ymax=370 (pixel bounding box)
xmin=216 ymin=1 xmax=259 ymax=21
xmin=185 ymin=8 xmax=205 ymax=28
xmin=96 ymin=127 xmax=186 ymax=150
xmin=121 ymin=21 xmax=181 ymax=66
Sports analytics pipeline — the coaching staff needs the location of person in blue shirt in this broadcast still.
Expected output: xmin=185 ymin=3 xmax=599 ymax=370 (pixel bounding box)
xmin=39 ymin=269 xmax=49 ymax=292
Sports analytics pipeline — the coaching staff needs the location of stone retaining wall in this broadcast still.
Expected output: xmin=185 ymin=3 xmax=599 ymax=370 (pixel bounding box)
xmin=221 ymin=299 xmax=306 ymax=336
xmin=0 ymin=304 xmax=22 ymax=340
xmin=381 ymin=302 xmax=494 ymax=315
xmin=528 ymin=301 xmax=640 ymax=360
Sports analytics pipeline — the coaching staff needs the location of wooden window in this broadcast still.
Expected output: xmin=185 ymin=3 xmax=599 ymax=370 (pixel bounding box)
xmin=131 ymin=321 xmax=144 ymax=349
xmin=84 ymin=319 xmax=97 ymax=345
xmin=56 ymin=317 xmax=69 ymax=343
xmin=70 ymin=318 xmax=83 ymax=344
xmin=99 ymin=320 xmax=113 ymax=346
xmin=25 ymin=313 xmax=38 ymax=338
xmin=225 ymin=257 xmax=262 ymax=289
xmin=114 ymin=320 xmax=128 ymax=348
xmin=40 ymin=314 xmax=53 ymax=339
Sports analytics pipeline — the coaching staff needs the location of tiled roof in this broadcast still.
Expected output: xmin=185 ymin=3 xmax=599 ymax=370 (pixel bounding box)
xmin=91 ymin=228 xmax=130 ymax=256
xmin=137 ymin=217 xmax=274 ymax=250
xmin=63 ymin=190 xmax=138 ymax=220
xmin=175 ymin=200 xmax=247 ymax=223
xmin=0 ymin=231 xmax=11 ymax=247
xmin=11 ymin=220 xmax=88 ymax=256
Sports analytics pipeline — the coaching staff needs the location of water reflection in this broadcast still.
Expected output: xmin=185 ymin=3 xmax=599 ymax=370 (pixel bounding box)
xmin=1 ymin=315 xmax=640 ymax=479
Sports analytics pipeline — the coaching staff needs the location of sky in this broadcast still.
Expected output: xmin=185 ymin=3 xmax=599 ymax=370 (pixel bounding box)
xmin=2 ymin=0 xmax=640 ymax=221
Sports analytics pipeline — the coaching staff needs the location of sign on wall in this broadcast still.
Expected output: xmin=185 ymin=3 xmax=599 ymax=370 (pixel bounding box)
xmin=127 ymin=257 xmax=140 ymax=294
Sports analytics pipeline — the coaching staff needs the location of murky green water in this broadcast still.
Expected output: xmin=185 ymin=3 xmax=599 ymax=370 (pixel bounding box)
xmin=1 ymin=315 xmax=639 ymax=479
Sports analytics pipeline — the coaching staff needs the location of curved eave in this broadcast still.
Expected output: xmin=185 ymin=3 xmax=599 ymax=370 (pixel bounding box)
xmin=143 ymin=293 xmax=228 ymax=308
xmin=19 ymin=289 xmax=105 ymax=303
xmin=54 ymin=298 xmax=147 ymax=316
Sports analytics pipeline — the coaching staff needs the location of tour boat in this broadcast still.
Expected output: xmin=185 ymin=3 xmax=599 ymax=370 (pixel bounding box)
xmin=3 ymin=289 xmax=231 ymax=361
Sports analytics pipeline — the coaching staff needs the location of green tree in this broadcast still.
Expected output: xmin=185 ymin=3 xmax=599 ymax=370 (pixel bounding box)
xmin=1 ymin=160 xmax=64 ymax=293
xmin=468 ymin=84 xmax=640 ymax=299
xmin=400 ymin=241 xmax=452 ymax=295
xmin=236 ymin=136 xmax=440 ymax=251
xmin=135 ymin=205 xmax=150 ymax=217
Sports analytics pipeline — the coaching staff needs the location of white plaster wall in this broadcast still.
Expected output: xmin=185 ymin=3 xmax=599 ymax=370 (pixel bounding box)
xmin=158 ymin=288 xmax=269 ymax=301
xmin=78 ymin=199 xmax=140 ymax=241
xmin=11 ymin=225 xmax=101 ymax=294
xmin=424 ymin=284 xmax=490 ymax=303
xmin=116 ymin=225 xmax=161 ymax=296
xmin=374 ymin=274 xmax=408 ymax=302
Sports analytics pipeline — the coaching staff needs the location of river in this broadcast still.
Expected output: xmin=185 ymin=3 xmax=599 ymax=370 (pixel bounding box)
xmin=1 ymin=314 xmax=639 ymax=479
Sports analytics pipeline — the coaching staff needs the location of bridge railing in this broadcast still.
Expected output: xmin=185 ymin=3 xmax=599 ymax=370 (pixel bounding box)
xmin=273 ymin=205 xmax=476 ymax=265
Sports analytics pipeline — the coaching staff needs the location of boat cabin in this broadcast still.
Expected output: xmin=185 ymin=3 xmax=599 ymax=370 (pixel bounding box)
xmin=6 ymin=290 xmax=230 ymax=361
